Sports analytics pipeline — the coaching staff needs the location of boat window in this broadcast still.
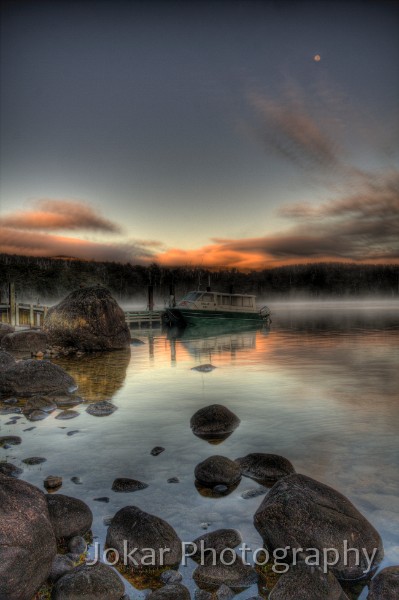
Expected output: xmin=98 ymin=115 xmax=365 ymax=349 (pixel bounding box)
xmin=243 ymin=297 xmax=253 ymax=307
xmin=182 ymin=292 xmax=202 ymax=302
xmin=221 ymin=296 xmax=230 ymax=305
xmin=202 ymin=293 xmax=214 ymax=303
xmin=231 ymin=296 xmax=243 ymax=307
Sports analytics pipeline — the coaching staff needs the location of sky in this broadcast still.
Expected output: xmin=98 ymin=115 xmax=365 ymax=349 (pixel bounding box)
xmin=1 ymin=0 xmax=398 ymax=269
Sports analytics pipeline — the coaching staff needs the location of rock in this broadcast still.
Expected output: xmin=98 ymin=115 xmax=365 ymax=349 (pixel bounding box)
xmin=193 ymin=557 xmax=258 ymax=590
xmin=23 ymin=426 xmax=36 ymax=431
xmin=1 ymin=330 xmax=48 ymax=353
xmin=3 ymin=396 xmax=18 ymax=404
xmin=86 ymin=400 xmax=118 ymax=416
xmin=235 ymin=453 xmax=295 ymax=484
xmin=160 ymin=569 xmax=183 ymax=583
xmin=241 ymin=486 xmax=268 ymax=499
xmin=48 ymin=554 xmax=75 ymax=583
xmin=195 ymin=455 xmax=242 ymax=487
xmin=190 ymin=404 xmax=240 ymax=443
xmin=22 ymin=456 xmax=47 ymax=465
xmin=254 ymin=474 xmax=384 ymax=581
xmin=51 ymin=562 xmax=125 ymax=600
xmin=0 ymin=406 xmax=22 ymax=414
xmin=191 ymin=529 xmax=242 ymax=563
xmin=216 ymin=584 xmax=235 ymax=600
xmin=71 ymin=476 xmax=82 ymax=485
xmin=55 ymin=410 xmax=80 ymax=420
xmin=191 ymin=364 xmax=217 ymax=372
xmin=24 ymin=396 xmax=57 ymax=413
xmin=195 ymin=591 xmax=212 ymax=600
xmin=46 ymin=494 xmax=93 ymax=539
xmin=0 ymin=359 xmax=76 ymax=396
xmin=44 ymin=475 xmax=63 ymax=491
xmin=151 ymin=446 xmax=165 ymax=456
xmin=269 ymin=564 xmax=350 ymax=599
xmin=0 ymin=462 xmax=23 ymax=477
xmin=147 ymin=584 xmax=191 ymax=599
xmin=0 ymin=323 xmax=14 ymax=341
xmin=0 ymin=350 xmax=16 ymax=372
xmin=27 ymin=409 xmax=49 ymax=421
xmin=167 ymin=477 xmax=180 ymax=483
xmin=67 ymin=430 xmax=80 ymax=436
xmin=112 ymin=478 xmax=148 ymax=492
xmin=68 ymin=535 xmax=87 ymax=555
xmin=106 ymin=506 xmax=182 ymax=569
xmin=94 ymin=496 xmax=110 ymax=502
xmin=53 ymin=394 xmax=83 ymax=408
xmin=0 ymin=473 xmax=57 ymax=600
xmin=43 ymin=286 xmax=131 ymax=351
xmin=0 ymin=436 xmax=21 ymax=447
xmin=368 ymin=566 xmax=399 ymax=599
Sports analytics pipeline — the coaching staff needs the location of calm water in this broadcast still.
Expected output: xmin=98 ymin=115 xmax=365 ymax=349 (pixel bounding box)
xmin=1 ymin=301 xmax=398 ymax=598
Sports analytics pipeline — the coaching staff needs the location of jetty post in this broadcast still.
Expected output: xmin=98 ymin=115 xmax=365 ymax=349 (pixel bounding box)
xmin=148 ymin=285 xmax=154 ymax=312
xmin=9 ymin=283 xmax=16 ymax=326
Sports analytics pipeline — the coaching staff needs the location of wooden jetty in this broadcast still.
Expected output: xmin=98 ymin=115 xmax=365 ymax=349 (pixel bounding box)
xmin=124 ymin=309 xmax=164 ymax=329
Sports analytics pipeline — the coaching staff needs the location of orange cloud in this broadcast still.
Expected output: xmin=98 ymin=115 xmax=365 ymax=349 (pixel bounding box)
xmin=0 ymin=199 xmax=121 ymax=233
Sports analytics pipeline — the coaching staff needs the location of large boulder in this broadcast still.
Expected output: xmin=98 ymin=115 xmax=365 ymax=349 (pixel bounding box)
xmin=43 ymin=286 xmax=130 ymax=351
xmin=368 ymin=566 xmax=399 ymax=599
xmin=51 ymin=562 xmax=125 ymax=600
xmin=254 ymin=474 xmax=383 ymax=581
xmin=0 ymin=359 xmax=76 ymax=396
xmin=191 ymin=529 xmax=242 ymax=562
xmin=106 ymin=506 xmax=182 ymax=569
xmin=193 ymin=557 xmax=258 ymax=590
xmin=190 ymin=404 xmax=240 ymax=443
xmin=0 ymin=474 xmax=57 ymax=600
xmin=235 ymin=453 xmax=295 ymax=484
xmin=0 ymin=350 xmax=16 ymax=372
xmin=269 ymin=564 xmax=350 ymax=599
xmin=46 ymin=494 xmax=93 ymax=540
xmin=1 ymin=330 xmax=48 ymax=353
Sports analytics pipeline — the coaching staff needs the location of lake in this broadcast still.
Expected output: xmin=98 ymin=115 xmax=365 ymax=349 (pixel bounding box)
xmin=1 ymin=300 xmax=398 ymax=598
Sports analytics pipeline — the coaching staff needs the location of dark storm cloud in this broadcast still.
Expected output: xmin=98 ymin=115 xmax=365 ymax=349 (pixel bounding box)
xmin=0 ymin=199 xmax=122 ymax=233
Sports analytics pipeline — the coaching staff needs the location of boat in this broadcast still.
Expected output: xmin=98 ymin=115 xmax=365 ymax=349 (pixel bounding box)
xmin=163 ymin=290 xmax=271 ymax=328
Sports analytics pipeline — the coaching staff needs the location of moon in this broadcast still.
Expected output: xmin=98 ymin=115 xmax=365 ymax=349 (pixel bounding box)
xmin=314 ymin=54 xmax=321 ymax=62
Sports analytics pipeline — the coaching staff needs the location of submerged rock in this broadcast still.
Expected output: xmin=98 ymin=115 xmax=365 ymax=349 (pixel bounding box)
xmin=0 ymin=474 xmax=57 ymax=600
xmin=46 ymin=494 xmax=93 ymax=539
xmin=0 ymin=359 xmax=76 ymax=396
xmin=190 ymin=404 xmax=240 ymax=443
xmin=86 ymin=400 xmax=117 ymax=416
xmin=235 ymin=453 xmax=295 ymax=484
xmin=193 ymin=557 xmax=258 ymax=590
xmin=52 ymin=562 xmax=125 ymax=600
xmin=368 ymin=566 xmax=399 ymax=599
xmin=190 ymin=529 xmax=242 ymax=563
xmin=191 ymin=364 xmax=217 ymax=372
xmin=24 ymin=396 xmax=57 ymax=413
xmin=53 ymin=394 xmax=83 ymax=408
xmin=55 ymin=410 xmax=80 ymax=420
xmin=269 ymin=564 xmax=350 ymax=599
xmin=147 ymin=584 xmax=191 ymax=599
xmin=241 ymin=486 xmax=268 ymax=499
xmin=151 ymin=446 xmax=165 ymax=456
xmin=22 ymin=456 xmax=47 ymax=465
xmin=111 ymin=478 xmax=148 ymax=492
xmin=0 ymin=436 xmax=21 ymax=447
xmin=27 ymin=409 xmax=49 ymax=421
xmin=43 ymin=286 xmax=131 ymax=351
xmin=44 ymin=475 xmax=63 ymax=491
xmin=0 ymin=462 xmax=23 ymax=477
xmin=254 ymin=474 xmax=383 ymax=581
xmin=195 ymin=455 xmax=242 ymax=487
xmin=106 ymin=506 xmax=182 ymax=569
xmin=0 ymin=350 xmax=16 ymax=372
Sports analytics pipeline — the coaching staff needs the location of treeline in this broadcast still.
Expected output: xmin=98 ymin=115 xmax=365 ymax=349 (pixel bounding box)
xmin=0 ymin=253 xmax=398 ymax=305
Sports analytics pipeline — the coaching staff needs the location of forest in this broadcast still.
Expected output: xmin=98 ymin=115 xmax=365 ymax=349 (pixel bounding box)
xmin=0 ymin=253 xmax=398 ymax=306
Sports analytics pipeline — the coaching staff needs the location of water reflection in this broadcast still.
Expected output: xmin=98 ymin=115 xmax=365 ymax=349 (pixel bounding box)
xmin=53 ymin=349 xmax=131 ymax=401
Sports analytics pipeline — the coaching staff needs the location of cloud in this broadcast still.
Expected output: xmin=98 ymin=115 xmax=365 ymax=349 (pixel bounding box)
xmin=0 ymin=199 xmax=121 ymax=233
xmin=0 ymin=228 xmax=157 ymax=263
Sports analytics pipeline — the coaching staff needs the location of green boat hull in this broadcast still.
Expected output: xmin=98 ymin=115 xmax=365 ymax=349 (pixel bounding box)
xmin=166 ymin=308 xmax=266 ymax=327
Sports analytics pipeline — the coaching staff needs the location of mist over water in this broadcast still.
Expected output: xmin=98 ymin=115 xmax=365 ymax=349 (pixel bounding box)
xmin=1 ymin=300 xmax=398 ymax=598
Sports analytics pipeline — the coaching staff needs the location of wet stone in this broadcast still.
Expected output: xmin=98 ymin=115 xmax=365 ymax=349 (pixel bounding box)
xmin=0 ymin=407 xmax=22 ymax=415
xmin=191 ymin=364 xmax=217 ymax=372
xmin=53 ymin=395 xmax=83 ymax=408
xmin=160 ymin=570 xmax=183 ymax=584
xmin=0 ymin=436 xmax=22 ymax=447
xmin=0 ymin=462 xmax=23 ymax=477
xmin=24 ymin=396 xmax=57 ymax=413
xmin=44 ymin=475 xmax=63 ymax=490
xmin=23 ymin=427 xmax=36 ymax=432
xmin=111 ymin=478 xmax=148 ymax=492
xmin=71 ymin=476 xmax=82 ymax=485
xmin=167 ymin=477 xmax=180 ymax=483
xmin=235 ymin=452 xmax=295 ymax=484
xmin=195 ymin=455 xmax=242 ymax=487
xmin=22 ymin=456 xmax=47 ymax=465
xmin=241 ymin=486 xmax=268 ymax=499
xmin=86 ymin=400 xmax=118 ymax=417
xmin=68 ymin=535 xmax=87 ymax=555
xmin=151 ymin=446 xmax=165 ymax=456
xmin=67 ymin=430 xmax=80 ymax=436
xmin=48 ymin=554 xmax=75 ymax=583
xmin=55 ymin=410 xmax=80 ymax=420
xmin=93 ymin=496 xmax=110 ymax=502
xmin=368 ymin=566 xmax=399 ymax=600
xmin=26 ymin=410 xmax=49 ymax=421
xmin=216 ymin=584 xmax=235 ymax=600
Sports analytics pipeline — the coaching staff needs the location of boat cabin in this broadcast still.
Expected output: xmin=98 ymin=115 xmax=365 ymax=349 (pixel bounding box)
xmin=178 ymin=291 xmax=257 ymax=313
